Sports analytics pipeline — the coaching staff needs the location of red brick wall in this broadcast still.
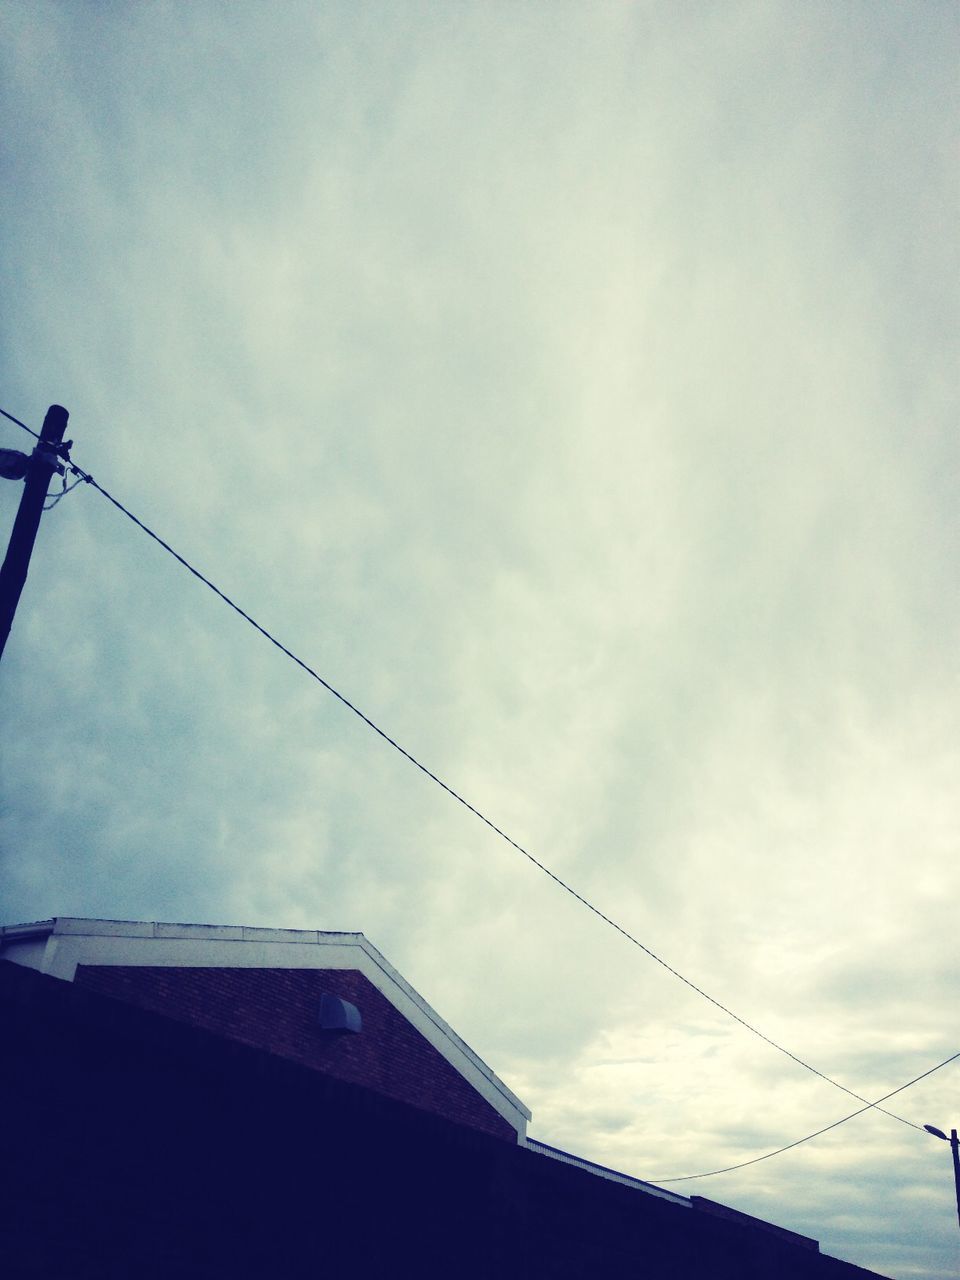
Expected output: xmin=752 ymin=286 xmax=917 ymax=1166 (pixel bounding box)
xmin=74 ymin=965 xmax=515 ymax=1141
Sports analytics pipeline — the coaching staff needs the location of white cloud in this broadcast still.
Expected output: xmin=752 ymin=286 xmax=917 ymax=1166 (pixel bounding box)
xmin=2 ymin=4 xmax=957 ymax=1275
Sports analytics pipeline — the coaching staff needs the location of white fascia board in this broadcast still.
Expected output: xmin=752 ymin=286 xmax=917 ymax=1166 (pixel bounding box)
xmin=348 ymin=931 xmax=532 ymax=1129
xmin=526 ymin=1140 xmax=690 ymax=1207
xmin=54 ymin=918 xmax=157 ymax=937
xmin=0 ymin=917 xmax=530 ymax=1137
xmin=0 ymin=918 xmax=58 ymax=942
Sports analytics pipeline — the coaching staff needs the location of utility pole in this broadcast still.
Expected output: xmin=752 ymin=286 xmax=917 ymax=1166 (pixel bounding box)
xmin=0 ymin=404 xmax=70 ymax=662
xmin=924 ymin=1124 xmax=960 ymax=1231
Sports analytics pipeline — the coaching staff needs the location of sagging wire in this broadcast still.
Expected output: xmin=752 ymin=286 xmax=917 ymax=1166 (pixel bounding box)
xmin=650 ymin=1048 xmax=960 ymax=1182
xmin=0 ymin=402 xmax=933 ymax=1140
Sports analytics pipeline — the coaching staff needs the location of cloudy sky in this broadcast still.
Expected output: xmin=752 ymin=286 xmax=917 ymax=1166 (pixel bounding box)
xmin=1 ymin=3 xmax=958 ymax=1275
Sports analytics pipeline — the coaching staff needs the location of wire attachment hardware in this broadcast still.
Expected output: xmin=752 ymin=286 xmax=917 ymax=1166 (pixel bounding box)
xmin=34 ymin=446 xmax=66 ymax=476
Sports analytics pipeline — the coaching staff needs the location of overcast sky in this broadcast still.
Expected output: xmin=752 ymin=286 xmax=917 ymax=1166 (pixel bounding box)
xmin=1 ymin=3 xmax=958 ymax=1276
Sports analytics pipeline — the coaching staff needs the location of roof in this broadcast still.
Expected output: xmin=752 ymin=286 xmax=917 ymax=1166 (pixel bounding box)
xmin=0 ymin=916 xmax=530 ymax=1138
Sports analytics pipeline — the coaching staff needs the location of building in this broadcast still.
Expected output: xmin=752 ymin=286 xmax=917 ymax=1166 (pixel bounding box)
xmin=0 ymin=917 xmax=889 ymax=1279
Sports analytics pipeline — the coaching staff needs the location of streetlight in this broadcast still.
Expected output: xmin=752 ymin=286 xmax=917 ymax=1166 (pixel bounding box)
xmin=923 ymin=1124 xmax=960 ymax=1231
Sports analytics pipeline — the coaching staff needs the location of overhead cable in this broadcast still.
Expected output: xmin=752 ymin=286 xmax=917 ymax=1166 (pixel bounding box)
xmin=0 ymin=403 xmax=924 ymax=1133
xmin=651 ymin=1049 xmax=959 ymax=1182
xmin=0 ymin=406 xmax=41 ymax=438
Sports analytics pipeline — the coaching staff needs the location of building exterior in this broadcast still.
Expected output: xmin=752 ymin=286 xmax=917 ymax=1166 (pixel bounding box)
xmin=1 ymin=916 xmax=528 ymax=1142
xmin=0 ymin=917 xmax=889 ymax=1279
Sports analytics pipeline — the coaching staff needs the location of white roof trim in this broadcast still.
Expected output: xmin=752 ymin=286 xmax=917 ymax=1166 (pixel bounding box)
xmin=0 ymin=917 xmax=530 ymax=1137
xmin=527 ymin=1139 xmax=689 ymax=1206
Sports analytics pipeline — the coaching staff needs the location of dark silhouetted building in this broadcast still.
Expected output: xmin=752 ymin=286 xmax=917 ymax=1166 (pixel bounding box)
xmin=0 ymin=917 xmax=889 ymax=1279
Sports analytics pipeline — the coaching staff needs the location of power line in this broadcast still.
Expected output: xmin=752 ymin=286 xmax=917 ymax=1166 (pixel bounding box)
xmin=70 ymin=461 xmax=926 ymax=1131
xmin=0 ymin=404 xmax=925 ymax=1133
xmin=0 ymin=406 xmax=41 ymax=439
xmin=651 ymin=1049 xmax=959 ymax=1182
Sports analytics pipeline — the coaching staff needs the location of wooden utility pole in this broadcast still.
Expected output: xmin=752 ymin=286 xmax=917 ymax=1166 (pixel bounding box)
xmin=0 ymin=404 xmax=70 ymax=662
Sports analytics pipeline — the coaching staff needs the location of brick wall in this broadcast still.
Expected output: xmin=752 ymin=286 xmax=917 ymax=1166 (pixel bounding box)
xmin=73 ymin=964 xmax=515 ymax=1141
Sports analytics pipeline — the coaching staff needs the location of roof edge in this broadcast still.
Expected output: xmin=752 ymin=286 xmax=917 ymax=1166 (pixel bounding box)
xmin=527 ymin=1140 xmax=689 ymax=1207
xmin=0 ymin=916 xmax=531 ymax=1124
xmin=0 ymin=919 xmax=56 ymax=943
